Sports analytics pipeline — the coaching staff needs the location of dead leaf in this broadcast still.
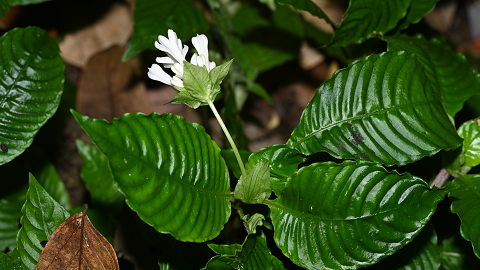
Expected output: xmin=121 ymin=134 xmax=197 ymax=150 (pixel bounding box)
xmin=36 ymin=205 xmax=119 ymax=270
xmin=76 ymin=45 xmax=152 ymax=121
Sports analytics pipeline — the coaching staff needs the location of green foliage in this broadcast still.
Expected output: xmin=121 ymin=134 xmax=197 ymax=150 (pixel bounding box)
xmin=450 ymin=175 xmax=480 ymax=258
xmin=123 ymin=0 xmax=209 ymax=61
xmin=386 ymin=34 xmax=480 ymax=117
xmin=234 ymin=161 xmax=271 ymax=204
xmin=0 ymin=0 xmax=8 ymax=18
xmin=72 ymin=110 xmax=232 ymax=242
xmin=246 ymin=145 xmax=305 ymax=180
xmin=458 ymin=119 xmax=480 ymax=168
xmin=16 ymin=174 xmax=69 ymax=270
xmin=8 ymin=0 xmax=52 ymax=5
xmin=0 ymin=27 xmax=64 ymax=166
xmin=0 ymin=249 xmax=21 ymax=270
xmin=267 ymin=161 xmax=449 ymax=269
xmin=275 ymin=0 xmax=337 ymax=29
xmin=288 ymin=51 xmax=461 ymax=166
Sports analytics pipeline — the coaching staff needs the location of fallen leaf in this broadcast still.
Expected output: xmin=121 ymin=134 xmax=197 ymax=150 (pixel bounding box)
xmin=35 ymin=205 xmax=119 ymax=270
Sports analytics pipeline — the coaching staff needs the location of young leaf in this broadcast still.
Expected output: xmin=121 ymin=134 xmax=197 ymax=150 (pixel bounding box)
xmin=449 ymin=175 xmax=480 ymax=258
xmin=0 ymin=27 xmax=64 ymax=165
xmin=246 ymin=144 xmax=305 ymax=180
xmin=36 ymin=205 xmax=119 ymax=270
xmin=76 ymin=140 xmax=123 ymax=213
xmin=329 ymin=0 xmax=410 ymax=47
xmin=72 ymin=110 xmax=232 ymax=242
xmin=122 ymin=0 xmax=208 ymax=61
xmin=275 ymin=0 xmax=337 ymax=29
xmin=0 ymin=249 xmax=21 ymax=270
xmin=16 ymin=174 xmax=70 ymax=270
xmin=288 ymin=51 xmax=462 ymax=167
xmin=241 ymin=213 xmax=265 ymax=235
xmin=266 ymin=161 xmax=449 ymax=269
xmin=234 ymin=161 xmax=271 ymax=204
xmin=386 ymin=34 xmax=480 ymax=117
xmin=458 ymin=119 xmax=480 ymax=168
xmin=365 ymin=224 xmax=440 ymax=269
xmin=204 ymin=230 xmax=286 ymax=270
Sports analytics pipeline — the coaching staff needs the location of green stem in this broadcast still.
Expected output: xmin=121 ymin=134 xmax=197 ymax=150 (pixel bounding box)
xmin=208 ymin=100 xmax=246 ymax=176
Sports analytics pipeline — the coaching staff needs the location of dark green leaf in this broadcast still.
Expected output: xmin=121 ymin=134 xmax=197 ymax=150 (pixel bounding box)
xmin=246 ymin=144 xmax=305 ymax=180
xmin=235 ymin=161 xmax=271 ymax=204
xmin=16 ymin=174 xmax=70 ymax=270
xmin=205 ymin=230 xmax=284 ymax=270
xmin=366 ymin=224 xmax=440 ymax=270
xmin=394 ymin=0 xmax=439 ymax=32
xmin=449 ymin=175 xmax=480 ymax=258
xmin=0 ymin=0 xmax=8 ymax=18
xmin=0 ymin=27 xmax=64 ymax=165
xmin=8 ymin=0 xmax=52 ymax=5
xmin=457 ymin=119 xmax=480 ymax=168
xmin=267 ymin=161 xmax=449 ymax=269
xmin=439 ymin=233 xmax=480 ymax=270
xmin=386 ymin=34 xmax=480 ymax=117
xmin=0 ymin=249 xmax=21 ymax=270
xmin=276 ymin=0 xmax=337 ymax=29
xmin=123 ymin=0 xmax=209 ymax=61
xmin=329 ymin=0 xmax=410 ymax=47
xmin=158 ymin=241 xmax=215 ymax=270
xmin=288 ymin=51 xmax=462 ymax=166
xmin=0 ymin=186 xmax=25 ymax=252
xmin=76 ymin=139 xmax=123 ymax=213
xmin=221 ymin=149 xmax=251 ymax=179
xmin=72 ymin=110 xmax=232 ymax=242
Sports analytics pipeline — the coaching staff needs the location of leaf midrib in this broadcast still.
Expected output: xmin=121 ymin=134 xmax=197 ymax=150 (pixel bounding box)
xmin=84 ymin=117 xmax=232 ymax=198
xmin=290 ymin=100 xmax=435 ymax=148
xmin=0 ymin=29 xmax=47 ymax=109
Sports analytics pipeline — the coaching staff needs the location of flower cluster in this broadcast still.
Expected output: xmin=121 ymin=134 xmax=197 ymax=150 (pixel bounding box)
xmin=147 ymin=29 xmax=216 ymax=88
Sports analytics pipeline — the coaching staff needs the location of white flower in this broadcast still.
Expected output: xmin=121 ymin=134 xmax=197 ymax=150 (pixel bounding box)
xmin=147 ymin=29 xmax=217 ymax=88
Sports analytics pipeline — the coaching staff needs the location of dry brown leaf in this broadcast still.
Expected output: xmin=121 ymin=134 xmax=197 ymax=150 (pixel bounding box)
xmin=36 ymin=205 xmax=119 ymax=270
xmin=76 ymin=45 xmax=152 ymax=121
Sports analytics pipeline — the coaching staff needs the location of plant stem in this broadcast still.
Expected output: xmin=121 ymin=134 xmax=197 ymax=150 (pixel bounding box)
xmin=208 ymin=100 xmax=246 ymax=176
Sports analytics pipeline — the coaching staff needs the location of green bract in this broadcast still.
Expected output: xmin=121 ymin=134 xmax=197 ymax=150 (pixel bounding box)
xmin=234 ymin=161 xmax=271 ymax=204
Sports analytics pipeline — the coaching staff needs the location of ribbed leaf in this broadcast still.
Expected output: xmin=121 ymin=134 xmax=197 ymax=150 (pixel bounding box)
xmin=123 ymin=0 xmax=208 ymax=61
xmin=449 ymin=175 xmax=480 ymax=258
xmin=205 ymin=230 xmax=286 ymax=270
xmin=287 ymin=51 xmax=461 ymax=166
xmin=438 ymin=233 xmax=480 ymax=270
xmin=267 ymin=161 xmax=448 ymax=269
xmin=16 ymin=174 xmax=70 ymax=270
xmin=329 ymin=0 xmax=410 ymax=47
xmin=275 ymin=0 xmax=337 ymax=29
xmin=0 ymin=249 xmax=21 ymax=270
xmin=76 ymin=140 xmax=123 ymax=213
xmin=394 ymin=0 xmax=439 ymax=32
xmin=246 ymin=145 xmax=305 ymax=180
xmin=72 ymin=110 xmax=231 ymax=242
xmin=386 ymin=34 xmax=480 ymax=117
xmin=0 ymin=186 xmax=25 ymax=251
xmin=0 ymin=27 xmax=64 ymax=165
xmin=457 ymin=119 xmax=480 ymax=168
xmin=366 ymin=224 xmax=440 ymax=270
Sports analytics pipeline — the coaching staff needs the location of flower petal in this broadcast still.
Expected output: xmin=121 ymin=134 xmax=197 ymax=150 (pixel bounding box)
xmin=148 ymin=64 xmax=172 ymax=85
xmin=196 ymin=55 xmax=206 ymax=68
xmin=192 ymin=34 xmax=209 ymax=59
xmin=190 ymin=53 xmax=198 ymax=66
xmin=171 ymin=76 xmax=184 ymax=88
xmin=172 ymin=63 xmax=184 ymax=78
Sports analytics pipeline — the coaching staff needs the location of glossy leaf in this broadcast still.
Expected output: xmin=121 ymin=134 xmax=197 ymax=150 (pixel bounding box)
xmin=8 ymin=0 xmax=52 ymax=5
xmin=267 ymin=161 xmax=449 ymax=269
xmin=275 ymin=0 xmax=337 ymax=29
xmin=76 ymin=140 xmax=123 ymax=213
xmin=288 ymin=51 xmax=461 ymax=166
xmin=36 ymin=205 xmax=119 ymax=270
xmin=366 ymin=224 xmax=440 ymax=270
xmin=204 ymin=230 xmax=286 ymax=270
xmin=394 ymin=0 xmax=439 ymax=32
xmin=72 ymin=110 xmax=231 ymax=242
xmin=0 ymin=27 xmax=64 ymax=165
xmin=16 ymin=174 xmax=70 ymax=270
xmin=234 ymin=161 xmax=271 ymax=204
xmin=122 ymin=0 xmax=208 ymax=61
xmin=449 ymin=175 xmax=480 ymax=258
xmin=329 ymin=0 xmax=410 ymax=47
xmin=457 ymin=119 xmax=480 ymax=168
xmin=0 ymin=249 xmax=21 ymax=270
xmin=386 ymin=34 xmax=480 ymax=117
xmin=246 ymin=145 xmax=305 ymax=180
xmin=0 ymin=0 xmax=8 ymax=18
